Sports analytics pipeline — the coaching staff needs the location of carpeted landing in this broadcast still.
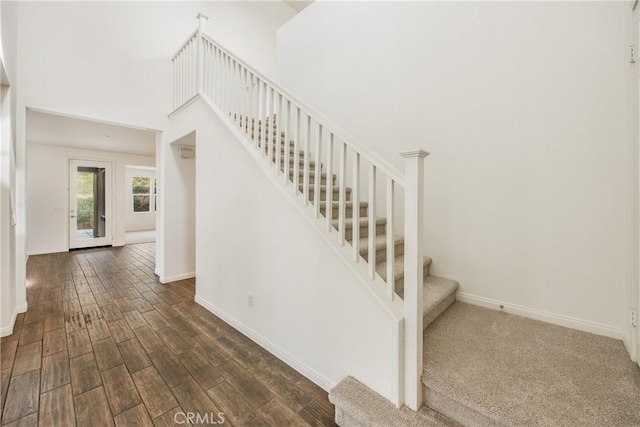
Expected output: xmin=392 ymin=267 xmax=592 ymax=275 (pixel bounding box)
xmin=423 ymin=302 xmax=640 ymax=426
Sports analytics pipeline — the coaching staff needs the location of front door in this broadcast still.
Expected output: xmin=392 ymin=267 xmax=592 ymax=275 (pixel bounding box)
xmin=69 ymin=159 xmax=113 ymax=249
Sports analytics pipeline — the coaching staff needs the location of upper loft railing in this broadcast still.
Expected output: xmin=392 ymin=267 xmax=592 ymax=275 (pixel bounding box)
xmin=171 ymin=14 xmax=429 ymax=410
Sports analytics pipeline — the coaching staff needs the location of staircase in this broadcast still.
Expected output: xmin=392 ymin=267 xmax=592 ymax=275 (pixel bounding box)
xmin=170 ymin=14 xmax=459 ymax=424
xmin=244 ymin=114 xmax=459 ymax=330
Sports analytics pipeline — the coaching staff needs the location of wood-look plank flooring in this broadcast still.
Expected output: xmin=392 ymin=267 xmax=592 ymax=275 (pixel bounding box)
xmin=0 ymin=243 xmax=336 ymax=426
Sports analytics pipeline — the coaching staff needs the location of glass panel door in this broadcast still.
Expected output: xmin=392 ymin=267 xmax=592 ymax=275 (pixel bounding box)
xmin=69 ymin=160 xmax=113 ymax=249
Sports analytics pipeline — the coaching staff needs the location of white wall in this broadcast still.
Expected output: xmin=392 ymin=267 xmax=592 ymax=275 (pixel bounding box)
xmin=624 ymin=4 xmax=640 ymax=363
xmin=164 ymin=98 xmax=399 ymax=401
xmin=0 ymin=0 xmax=21 ymax=336
xmin=277 ymin=2 xmax=632 ymax=339
xmin=15 ymin=1 xmax=296 ymax=131
xmin=157 ymin=131 xmax=196 ymax=282
xmin=1 ymin=84 xmax=17 ymax=336
xmin=26 ymin=144 xmax=155 ymax=255
xmin=125 ymin=166 xmax=156 ymax=232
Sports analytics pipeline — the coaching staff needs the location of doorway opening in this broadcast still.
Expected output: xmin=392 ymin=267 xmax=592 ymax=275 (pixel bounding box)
xmin=69 ymin=159 xmax=113 ymax=249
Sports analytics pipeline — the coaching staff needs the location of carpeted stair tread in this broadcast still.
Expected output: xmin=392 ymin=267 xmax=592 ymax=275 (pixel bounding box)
xmin=302 ymin=186 xmax=353 ymax=198
xmin=329 ymin=376 xmax=458 ymax=427
xmin=332 ymin=216 xmax=386 ymax=229
xmin=357 ymin=234 xmax=404 ymax=256
xmin=287 ymin=170 xmax=336 ymax=183
xmin=319 ymin=200 xmax=368 ymax=210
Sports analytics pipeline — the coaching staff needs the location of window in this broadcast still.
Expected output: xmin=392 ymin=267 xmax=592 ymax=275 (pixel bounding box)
xmin=132 ymin=176 xmax=151 ymax=212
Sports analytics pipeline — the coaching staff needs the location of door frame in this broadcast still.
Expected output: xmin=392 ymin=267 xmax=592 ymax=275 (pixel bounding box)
xmin=636 ymin=0 xmax=640 ymax=365
xmin=637 ymin=2 xmax=640 ymax=366
xmin=67 ymin=158 xmax=115 ymax=249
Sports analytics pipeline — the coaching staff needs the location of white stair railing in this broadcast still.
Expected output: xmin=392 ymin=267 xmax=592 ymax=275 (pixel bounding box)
xmin=171 ymin=15 xmax=429 ymax=410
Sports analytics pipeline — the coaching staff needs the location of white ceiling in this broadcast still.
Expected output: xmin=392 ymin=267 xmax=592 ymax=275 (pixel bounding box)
xmin=283 ymin=0 xmax=314 ymax=13
xmin=26 ymin=110 xmax=157 ymax=157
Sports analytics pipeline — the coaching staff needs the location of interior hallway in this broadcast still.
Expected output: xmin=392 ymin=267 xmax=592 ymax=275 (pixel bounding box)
xmin=0 ymin=243 xmax=336 ymax=426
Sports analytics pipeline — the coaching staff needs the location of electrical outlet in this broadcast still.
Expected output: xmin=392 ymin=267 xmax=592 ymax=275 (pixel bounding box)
xmin=248 ymin=293 xmax=254 ymax=307
xmin=632 ymin=309 xmax=637 ymax=328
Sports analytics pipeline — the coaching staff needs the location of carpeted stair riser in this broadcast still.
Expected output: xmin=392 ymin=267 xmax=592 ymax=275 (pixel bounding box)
xmin=233 ymin=114 xmax=277 ymax=125
xmin=301 ymin=185 xmax=352 ymax=203
xmin=319 ymin=201 xmax=368 ymax=218
xmin=393 ymin=257 xmax=431 ymax=296
xmin=282 ymin=158 xmax=318 ymax=169
xmin=270 ymin=150 xmax=306 ymax=160
xmin=369 ymin=254 xmax=432 ymax=296
xmin=288 ymin=170 xmax=336 ymax=186
xmin=332 ymin=218 xmax=386 ymax=240
xmin=328 ymin=376 xmax=459 ymax=427
xmin=357 ymin=235 xmax=405 ymax=264
xmin=422 ymin=290 xmax=457 ymax=330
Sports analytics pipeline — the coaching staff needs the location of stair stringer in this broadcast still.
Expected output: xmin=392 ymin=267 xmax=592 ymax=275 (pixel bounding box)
xmin=166 ymin=94 xmax=406 ymax=406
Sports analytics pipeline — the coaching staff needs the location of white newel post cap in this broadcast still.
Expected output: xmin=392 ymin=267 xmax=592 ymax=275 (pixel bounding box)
xmin=400 ymin=149 xmax=430 ymax=159
xmin=196 ymin=13 xmax=209 ymax=31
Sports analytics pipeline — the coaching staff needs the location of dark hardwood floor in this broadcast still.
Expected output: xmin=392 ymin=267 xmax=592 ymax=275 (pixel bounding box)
xmin=0 ymin=243 xmax=336 ymax=426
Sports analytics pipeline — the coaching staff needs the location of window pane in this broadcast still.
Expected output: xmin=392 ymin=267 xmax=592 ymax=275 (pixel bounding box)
xmin=133 ymin=195 xmax=150 ymax=212
xmin=77 ymin=171 xmax=94 ymax=230
xmin=132 ymin=177 xmax=150 ymax=194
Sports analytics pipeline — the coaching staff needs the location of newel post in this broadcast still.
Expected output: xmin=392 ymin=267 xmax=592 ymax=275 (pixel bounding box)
xmin=400 ymin=149 xmax=429 ymax=410
xmin=196 ymin=13 xmax=209 ymax=94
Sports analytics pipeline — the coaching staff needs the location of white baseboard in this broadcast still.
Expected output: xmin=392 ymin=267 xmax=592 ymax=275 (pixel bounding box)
xmin=457 ymin=292 xmax=626 ymax=341
xmin=0 ymin=306 xmax=19 ymax=337
xmin=27 ymin=247 xmax=68 ymax=256
xmin=194 ymin=295 xmax=335 ymax=392
xmin=160 ymin=271 xmax=195 ymax=284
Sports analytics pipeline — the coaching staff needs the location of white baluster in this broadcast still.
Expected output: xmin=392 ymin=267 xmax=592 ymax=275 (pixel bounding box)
xmin=252 ymin=75 xmax=258 ymax=147
xmin=338 ymin=141 xmax=347 ymax=244
xmin=215 ymin=48 xmax=221 ymax=106
xmin=240 ymin=66 xmax=245 ymax=124
xmin=400 ymin=149 xmax=428 ymax=411
xmin=243 ymin=68 xmax=249 ymax=133
xmin=368 ymin=164 xmax=376 ymax=279
xmin=283 ymin=100 xmax=291 ymax=185
xmin=262 ymin=82 xmax=268 ymax=157
xmin=263 ymin=83 xmax=273 ymax=162
xmin=196 ymin=13 xmax=208 ymax=94
xmin=386 ymin=177 xmax=395 ymax=300
xmin=314 ymin=124 xmax=323 ymax=217
xmin=275 ymin=93 xmax=282 ymax=176
xmin=325 ymin=134 xmax=334 ymax=230
xmin=293 ymin=108 xmax=301 ymax=195
xmin=267 ymin=87 xmax=276 ymax=163
xmin=302 ymin=115 xmax=310 ymax=206
xmin=179 ymin=50 xmax=184 ymax=106
xmin=352 ymin=152 xmax=360 ymax=262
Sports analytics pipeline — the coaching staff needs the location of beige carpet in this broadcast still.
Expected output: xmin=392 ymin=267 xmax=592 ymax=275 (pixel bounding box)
xmin=423 ymin=302 xmax=640 ymax=426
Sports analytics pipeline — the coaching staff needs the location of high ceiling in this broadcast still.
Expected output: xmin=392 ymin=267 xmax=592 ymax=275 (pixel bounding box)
xmin=26 ymin=110 xmax=157 ymax=157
